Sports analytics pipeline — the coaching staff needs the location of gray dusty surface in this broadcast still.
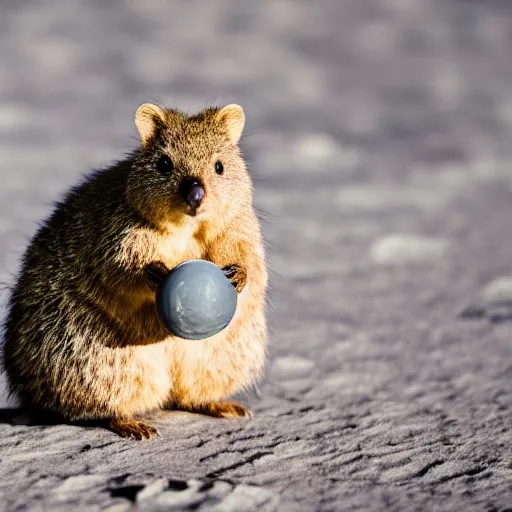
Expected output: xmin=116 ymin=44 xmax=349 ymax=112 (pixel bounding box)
xmin=1 ymin=0 xmax=512 ymax=510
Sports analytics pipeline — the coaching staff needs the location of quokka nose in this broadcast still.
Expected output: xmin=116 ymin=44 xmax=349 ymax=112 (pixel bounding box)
xmin=180 ymin=178 xmax=205 ymax=210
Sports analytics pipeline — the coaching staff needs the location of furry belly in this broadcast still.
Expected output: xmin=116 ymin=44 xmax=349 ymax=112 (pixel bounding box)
xmin=167 ymin=287 xmax=267 ymax=407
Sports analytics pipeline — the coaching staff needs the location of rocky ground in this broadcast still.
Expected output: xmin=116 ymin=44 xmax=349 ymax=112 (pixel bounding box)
xmin=1 ymin=0 xmax=512 ymax=510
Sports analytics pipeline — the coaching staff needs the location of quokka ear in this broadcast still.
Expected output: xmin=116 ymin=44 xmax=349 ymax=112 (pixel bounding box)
xmin=135 ymin=103 xmax=167 ymax=146
xmin=216 ymin=104 xmax=245 ymax=144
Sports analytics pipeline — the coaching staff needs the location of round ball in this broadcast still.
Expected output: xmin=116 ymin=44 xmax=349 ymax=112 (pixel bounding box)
xmin=156 ymin=260 xmax=238 ymax=340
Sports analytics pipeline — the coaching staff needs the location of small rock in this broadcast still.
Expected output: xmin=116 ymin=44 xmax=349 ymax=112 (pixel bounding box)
xmin=211 ymin=484 xmax=280 ymax=512
xmin=103 ymin=504 xmax=132 ymax=512
xmin=370 ymin=234 xmax=451 ymax=264
xmin=271 ymin=356 xmax=315 ymax=380
xmin=136 ymin=479 xmax=168 ymax=502
xmin=293 ymin=133 xmax=341 ymax=161
xmin=55 ymin=475 xmax=105 ymax=494
xmin=205 ymin=481 xmax=233 ymax=499
xmin=482 ymin=276 xmax=512 ymax=304
xmin=151 ymin=480 xmax=203 ymax=510
xmin=291 ymin=133 xmax=354 ymax=172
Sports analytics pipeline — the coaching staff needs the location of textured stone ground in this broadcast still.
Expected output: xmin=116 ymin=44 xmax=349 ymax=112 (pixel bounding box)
xmin=1 ymin=0 xmax=512 ymax=510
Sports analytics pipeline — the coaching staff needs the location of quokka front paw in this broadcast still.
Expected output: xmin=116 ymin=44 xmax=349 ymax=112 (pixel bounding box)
xmin=222 ymin=264 xmax=247 ymax=293
xmin=145 ymin=261 xmax=170 ymax=293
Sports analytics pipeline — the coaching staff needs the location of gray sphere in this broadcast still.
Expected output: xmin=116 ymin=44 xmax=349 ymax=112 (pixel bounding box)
xmin=156 ymin=260 xmax=238 ymax=340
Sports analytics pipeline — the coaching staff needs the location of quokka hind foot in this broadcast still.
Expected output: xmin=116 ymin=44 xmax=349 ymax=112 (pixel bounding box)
xmin=108 ymin=418 xmax=160 ymax=440
xmin=179 ymin=401 xmax=253 ymax=419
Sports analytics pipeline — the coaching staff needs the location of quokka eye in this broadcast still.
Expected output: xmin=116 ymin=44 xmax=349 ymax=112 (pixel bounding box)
xmin=156 ymin=155 xmax=174 ymax=176
xmin=215 ymin=160 xmax=224 ymax=175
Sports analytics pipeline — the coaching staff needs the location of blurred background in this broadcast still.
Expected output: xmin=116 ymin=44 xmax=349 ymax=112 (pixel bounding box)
xmin=2 ymin=0 xmax=512 ymax=509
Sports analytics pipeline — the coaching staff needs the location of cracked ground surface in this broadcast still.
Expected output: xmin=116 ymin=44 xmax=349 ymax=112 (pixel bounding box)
xmin=1 ymin=0 xmax=512 ymax=510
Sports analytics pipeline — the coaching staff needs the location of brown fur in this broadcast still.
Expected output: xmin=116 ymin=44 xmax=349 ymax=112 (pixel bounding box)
xmin=2 ymin=103 xmax=268 ymax=439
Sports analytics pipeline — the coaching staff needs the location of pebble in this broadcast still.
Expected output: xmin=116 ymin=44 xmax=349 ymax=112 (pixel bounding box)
xmin=271 ymin=356 xmax=315 ymax=381
xmin=482 ymin=276 xmax=512 ymax=304
xmin=370 ymin=234 xmax=451 ymax=264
